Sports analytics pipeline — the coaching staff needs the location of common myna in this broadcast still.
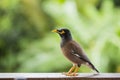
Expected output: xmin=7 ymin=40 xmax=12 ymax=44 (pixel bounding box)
xmin=52 ymin=28 xmax=99 ymax=76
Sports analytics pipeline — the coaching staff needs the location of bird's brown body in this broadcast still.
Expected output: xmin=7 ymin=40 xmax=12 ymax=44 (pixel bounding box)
xmin=61 ymin=40 xmax=88 ymax=65
xmin=52 ymin=28 xmax=99 ymax=76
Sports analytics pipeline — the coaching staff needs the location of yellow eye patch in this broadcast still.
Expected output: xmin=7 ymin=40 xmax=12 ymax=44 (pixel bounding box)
xmin=59 ymin=30 xmax=65 ymax=34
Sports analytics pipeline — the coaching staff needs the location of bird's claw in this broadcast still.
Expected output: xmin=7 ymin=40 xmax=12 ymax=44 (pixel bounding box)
xmin=62 ymin=72 xmax=78 ymax=76
xmin=71 ymin=73 xmax=78 ymax=76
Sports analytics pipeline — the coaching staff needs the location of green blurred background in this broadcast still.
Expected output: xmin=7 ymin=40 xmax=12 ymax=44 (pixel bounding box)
xmin=0 ymin=0 xmax=120 ymax=73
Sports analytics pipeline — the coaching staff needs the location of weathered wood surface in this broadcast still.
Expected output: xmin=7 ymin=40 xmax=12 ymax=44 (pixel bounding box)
xmin=0 ymin=73 xmax=120 ymax=80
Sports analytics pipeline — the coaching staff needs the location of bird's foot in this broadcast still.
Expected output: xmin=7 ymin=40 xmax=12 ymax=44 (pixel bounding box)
xmin=71 ymin=73 xmax=78 ymax=76
xmin=62 ymin=72 xmax=78 ymax=76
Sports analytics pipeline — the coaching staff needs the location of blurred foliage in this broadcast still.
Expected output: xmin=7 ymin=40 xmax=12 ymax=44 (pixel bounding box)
xmin=0 ymin=0 xmax=120 ymax=73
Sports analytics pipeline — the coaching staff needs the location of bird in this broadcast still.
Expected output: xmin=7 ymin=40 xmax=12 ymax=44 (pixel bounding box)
xmin=52 ymin=28 xmax=99 ymax=76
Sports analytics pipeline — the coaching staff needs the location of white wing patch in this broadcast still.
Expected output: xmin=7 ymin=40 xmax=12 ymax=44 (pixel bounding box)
xmin=71 ymin=50 xmax=81 ymax=57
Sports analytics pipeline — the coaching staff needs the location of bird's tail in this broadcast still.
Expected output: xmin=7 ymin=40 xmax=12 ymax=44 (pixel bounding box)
xmin=89 ymin=62 xmax=99 ymax=73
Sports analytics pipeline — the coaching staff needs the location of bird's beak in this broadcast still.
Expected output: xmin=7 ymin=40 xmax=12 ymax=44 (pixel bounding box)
xmin=52 ymin=29 xmax=58 ymax=33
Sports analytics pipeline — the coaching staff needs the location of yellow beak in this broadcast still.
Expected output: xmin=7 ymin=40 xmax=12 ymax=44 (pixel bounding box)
xmin=52 ymin=29 xmax=58 ymax=33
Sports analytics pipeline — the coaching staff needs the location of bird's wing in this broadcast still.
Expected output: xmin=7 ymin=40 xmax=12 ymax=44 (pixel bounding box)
xmin=66 ymin=40 xmax=99 ymax=73
xmin=69 ymin=40 xmax=91 ymax=64
xmin=62 ymin=40 xmax=99 ymax=72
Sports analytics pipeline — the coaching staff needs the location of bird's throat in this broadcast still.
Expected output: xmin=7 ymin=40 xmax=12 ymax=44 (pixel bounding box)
xmin=60 ymin=35 xmax=72 ymax=47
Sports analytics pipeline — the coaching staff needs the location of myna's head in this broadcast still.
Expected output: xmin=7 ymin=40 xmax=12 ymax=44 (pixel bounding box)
xmin=52 ymin=28 xmax=72 ymax=40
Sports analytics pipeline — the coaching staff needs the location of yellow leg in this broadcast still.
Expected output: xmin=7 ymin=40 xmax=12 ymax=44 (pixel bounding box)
xmin=68 ymin=66 xmax=76 ymax=74
xmin=62 ymin=65 xmax=76 ymax=76
xmin=63 ymin=65 xmax=80 ymax=76
xmin=72 ymin=66 xmax=79 ymax=76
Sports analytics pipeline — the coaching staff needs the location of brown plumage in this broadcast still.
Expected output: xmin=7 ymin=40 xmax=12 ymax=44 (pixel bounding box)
xmin=52 ymin=28 xmax=99 ymax=76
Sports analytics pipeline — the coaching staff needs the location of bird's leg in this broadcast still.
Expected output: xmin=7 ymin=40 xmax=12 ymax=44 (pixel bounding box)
xmin=71 ymin=66 xmax=79 ymax=76
xmin=68 ymin=65 xmax=76 ymax=74
xmin=62 ymin=65 xmax=76 ymax=76
xmin=68 ymin=64 xmax=81 ymax=76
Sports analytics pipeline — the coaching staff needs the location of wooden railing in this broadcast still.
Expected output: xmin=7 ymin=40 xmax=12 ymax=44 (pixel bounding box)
xmin=0 ymin=73 xmax=120 ymax=80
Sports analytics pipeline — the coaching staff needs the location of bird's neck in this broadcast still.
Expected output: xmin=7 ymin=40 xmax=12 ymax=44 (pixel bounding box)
xmin=60 ymin=35 xmax=72 ymax=47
